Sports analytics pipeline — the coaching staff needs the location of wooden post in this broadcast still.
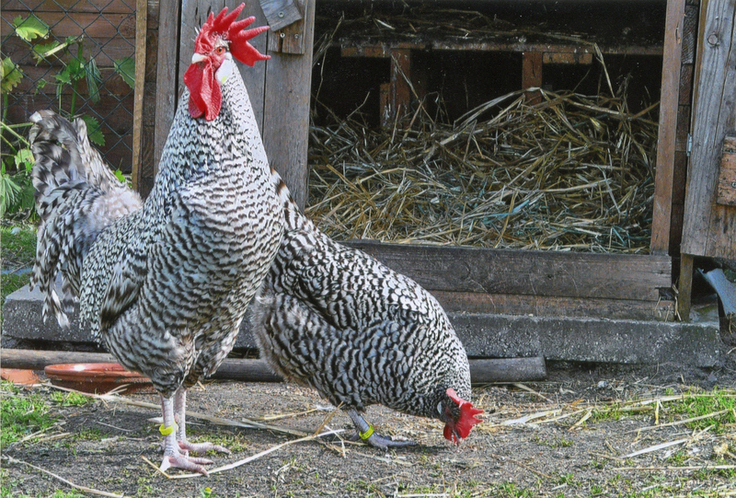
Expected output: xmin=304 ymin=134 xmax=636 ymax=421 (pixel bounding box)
xmin=131 ymin=0 xmax=147 ymax=191
xmin=0 ymin=350 xmax=547 ymax=384
xmin=650 ymin=0 xmax=686 ymax=255
xmin=521 ymin=51 xmax=542 ymax=104
xmin=388 ymin=48 xmax=411 ymax=126
xmin=678 ymin=253 xmax=694 ymax=321
xmin=680 ymin=0 xmax=736 ymax=259
xmin=262 ymin=0 xmax=315 ymax=210
xmin=153 ymin=0 xmax=181 ymax=177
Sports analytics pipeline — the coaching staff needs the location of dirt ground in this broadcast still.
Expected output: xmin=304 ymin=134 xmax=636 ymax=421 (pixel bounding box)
xmin=3 ymin=357 xmax=736 ymax=498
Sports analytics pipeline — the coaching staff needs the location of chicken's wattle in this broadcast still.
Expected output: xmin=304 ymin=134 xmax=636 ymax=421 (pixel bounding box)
xmin=184 ymin=61 xmax=221 ymax=121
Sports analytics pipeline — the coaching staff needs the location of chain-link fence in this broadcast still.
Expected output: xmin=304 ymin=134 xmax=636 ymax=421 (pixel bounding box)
xmin=2 ymin=0 xmax=136 ymax=172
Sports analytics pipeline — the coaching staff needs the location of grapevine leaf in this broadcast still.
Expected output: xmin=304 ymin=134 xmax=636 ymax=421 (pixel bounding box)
xmin=114 ymin=57 xmax=135 ymax=89
xmin=1 ymin=57 xmax=24 ymax=92
xmin=80 ymin=115 xmax=105 ymax=147
xmin=12 ymin=15 xmax=49 ymax=42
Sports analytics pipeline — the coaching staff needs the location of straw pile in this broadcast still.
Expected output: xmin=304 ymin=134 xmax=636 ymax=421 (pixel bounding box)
xmin=307 ymin=85 xmax=658 ymax=253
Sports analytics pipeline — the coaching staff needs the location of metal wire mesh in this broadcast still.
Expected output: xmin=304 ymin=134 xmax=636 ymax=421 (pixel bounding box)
xmin=2 ymin=0 xmax=136 ymax=172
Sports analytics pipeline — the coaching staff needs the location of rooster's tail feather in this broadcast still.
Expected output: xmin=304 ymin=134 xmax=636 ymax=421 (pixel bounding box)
xmin=28 ymin=110 xmax=142 ymax=327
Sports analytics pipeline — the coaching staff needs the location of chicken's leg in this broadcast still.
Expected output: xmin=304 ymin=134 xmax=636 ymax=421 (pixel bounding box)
xmin=173 ymin=387 xmax=230 ymax=456
xmin=347 ymin=409 xmax=416 ymax=450
xmin=159 ymin=394 xmax=213 ymax=475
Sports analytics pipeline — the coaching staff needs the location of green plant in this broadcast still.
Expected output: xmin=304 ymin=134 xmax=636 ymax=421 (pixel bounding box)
xmin=0 ymin=381 xmax=58 ymax=447
xmin=1 ymin=14 xmax=135 ymax=218
xmin=50 ymin=390 xmax=91 ymax=407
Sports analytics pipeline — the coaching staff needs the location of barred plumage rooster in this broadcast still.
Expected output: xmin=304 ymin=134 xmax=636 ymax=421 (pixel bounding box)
xmin=29 ymin=4 xmax=286 ymax=475
xmin=251 ymin=200 xmax=482 ymax=449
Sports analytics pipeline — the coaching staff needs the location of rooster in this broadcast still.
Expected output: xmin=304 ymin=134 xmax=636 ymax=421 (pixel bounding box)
xmin=29 ymin=5 xmax=286 ymax=475
xmin=251 ymin=200 xmax=482 ymax=449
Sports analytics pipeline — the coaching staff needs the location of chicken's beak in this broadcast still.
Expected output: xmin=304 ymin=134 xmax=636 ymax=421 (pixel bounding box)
xmin=191 ymin=53 xmax=206 ymax=64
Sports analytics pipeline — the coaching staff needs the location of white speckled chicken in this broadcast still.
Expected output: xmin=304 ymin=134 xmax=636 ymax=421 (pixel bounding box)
xmin=251 ymin=200 xmax=482 ymax=448
xmin=29 ymin=5 xmax=286 ymax=474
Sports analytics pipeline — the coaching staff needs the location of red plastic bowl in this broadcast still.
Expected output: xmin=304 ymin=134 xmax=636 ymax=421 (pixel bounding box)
xmin=44 ymin=363 xmax=154 ymax=394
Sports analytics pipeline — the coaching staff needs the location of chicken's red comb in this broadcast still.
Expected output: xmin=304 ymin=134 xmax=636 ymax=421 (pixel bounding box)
xmin=447 ymin=388 xmax=483 ymax=439
xmin=194 ymin=3 xmax=270 ymax=66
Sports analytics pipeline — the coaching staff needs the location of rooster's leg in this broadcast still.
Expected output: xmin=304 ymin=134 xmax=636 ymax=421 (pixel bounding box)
xmin=347 ymin=409 xmax=416 ymax=450
xmin=174 ymin=387 xmax=230 ymax=456
xmin=159 ymin=394 xmax=213 ymax=475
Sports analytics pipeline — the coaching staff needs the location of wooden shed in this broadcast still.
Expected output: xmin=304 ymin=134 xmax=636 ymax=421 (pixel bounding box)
xmin=4 ymin=0 xmax=719 ymax=364
xmin=133 ymin=0 xmax=725 ymax=364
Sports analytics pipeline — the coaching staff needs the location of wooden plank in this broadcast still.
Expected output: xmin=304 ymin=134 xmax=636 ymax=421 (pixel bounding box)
xmin=521 ymin=51 xmax=542 ymax=104
xmin=271 ymin=0 xmax=307 ymax=55
xmin=650 ymin=0 xmax=686 ymax=255
xmin=1 ymin=12 xmax=136 ymax=39
xmin=262 ymin=0 xmax=315 ymax=209
xmin=716 ymin=137 xmax=736 ymax=206
xmin=680 ymin=0 xmax=736 ymax=258
xmin=131 ymin=0 xmax=147 ymax=190
xmin=4 ymin=0 xmax=135 ymax=12
xmin=153 ymin=0 xmax=181 ymax=176
xmin=339 ymin=40 xmax=661 ymax=57
xmin=388 ymin=48 xmax=411 ymax=126
xmin=259 ymin=0 xmax=302 ymax=32
xmin=678 ymin=253 xmax=694 ymax=320
xmin=0 ymin=349 xmax=546 ymax=384
xmin=430 ymin=290 xmax=676 ymax=322
xmin=542 ymin=52 xmax=593 ymax=64
xmin=344 ymin=241 xmax=671 ymax=301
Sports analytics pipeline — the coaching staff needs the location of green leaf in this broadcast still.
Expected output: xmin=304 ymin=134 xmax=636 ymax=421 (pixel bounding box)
xmin=80 ymin=115 xmax=105 ymax=147
xmin=14 ymin=149 xmax=35 ymax=174
xmin=66 ymin=57 xmax=84 ymax=80
xmin=32 ymin=41 xmax=61 ymax=62
xmin=86 ymin=57 xmax=102 ymax=104
xmin=114 ymin=57 xmax=135 ymax=89
xmin=54 ymin=65 xmax=72 ymax=85
xmin=1 ymin=57 xmax=24 ymax=92
xmin=12 ymin=15 xmax=49 ymax=42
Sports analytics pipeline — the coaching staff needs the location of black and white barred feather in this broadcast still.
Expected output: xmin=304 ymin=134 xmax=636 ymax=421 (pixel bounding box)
xmin=28 ymin=111 xmax=142 ymax=327
xmin=30 ymin=60 xmax=285 ymax=397
xmin=251 ymin=199 xmax=472 ymax=420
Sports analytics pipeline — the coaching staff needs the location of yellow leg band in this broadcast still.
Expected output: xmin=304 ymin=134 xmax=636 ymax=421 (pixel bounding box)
xmin=159 ymin=423 xmax=177 ymax=436
xmin=359 ymin=424 xmax=375 ymax=440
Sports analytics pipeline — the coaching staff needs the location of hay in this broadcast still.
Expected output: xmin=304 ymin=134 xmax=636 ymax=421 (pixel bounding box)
xmin=307 ymin=87 xmax=658 ymax=253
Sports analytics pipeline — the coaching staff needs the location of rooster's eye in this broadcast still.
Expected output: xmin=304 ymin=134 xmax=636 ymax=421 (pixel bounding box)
xmin=216 ymin=46 xmax=226 ymax=55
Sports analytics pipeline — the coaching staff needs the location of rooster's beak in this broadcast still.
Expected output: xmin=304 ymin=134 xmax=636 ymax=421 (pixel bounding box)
xmin=191 ymin=53 xmax=206 ymax=64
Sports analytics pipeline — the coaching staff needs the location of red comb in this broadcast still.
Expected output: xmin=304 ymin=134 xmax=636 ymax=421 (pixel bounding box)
xmin=194 ymin=3 xmax=270 ymax=66
xmin=446 ymin=388 xmax=483 ymax=441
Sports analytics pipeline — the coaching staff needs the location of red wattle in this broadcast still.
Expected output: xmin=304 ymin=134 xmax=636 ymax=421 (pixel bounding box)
xmin=183 ymin=61 xmax=222 ymax=121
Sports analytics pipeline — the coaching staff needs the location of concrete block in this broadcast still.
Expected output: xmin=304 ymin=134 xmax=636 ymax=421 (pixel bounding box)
xmin=2 ymin=285 xmax=721 ymax=367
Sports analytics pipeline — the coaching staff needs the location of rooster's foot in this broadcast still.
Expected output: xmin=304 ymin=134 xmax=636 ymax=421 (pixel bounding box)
xmin=179 ymin=440 xmax=231 ymax=455
xmin=160 ymin=453 xmax=214 ymax=476
xmin=352 ymin=431 xmax=416 ymax=450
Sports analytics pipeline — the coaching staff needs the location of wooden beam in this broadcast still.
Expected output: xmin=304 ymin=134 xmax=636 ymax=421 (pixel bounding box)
xmin=651 ymin=0 xmax=686 ymax=255
xmin=430 ymin=290 xmax=676 ymax=322
xmin=344 ymin=241 xmax=671 ymax=301
xmin=678 ymin=253 xmax=694 ymax=321
xmin=521 ymin=51 xmax=542 ymax=104
xmin=131 ymin=0 xmax=147 ymax=191
xmin=387 ymin=48 xmax=412 ymax=126
xmin=0 ymin=350 xmax=546 ymax=384
xmin=153 ymin=0 xmax=180 ymax=176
